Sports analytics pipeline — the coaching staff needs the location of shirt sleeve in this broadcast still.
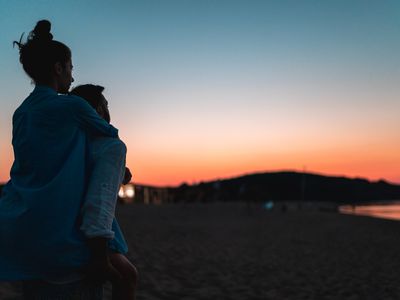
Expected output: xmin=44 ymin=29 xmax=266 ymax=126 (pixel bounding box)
xmin=66 ymin=95 xmax=118 ymax=138
xmin=80 ymin=139 xmax=127 ymax=239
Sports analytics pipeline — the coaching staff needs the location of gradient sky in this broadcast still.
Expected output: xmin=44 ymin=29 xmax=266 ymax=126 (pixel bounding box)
xmin=0 ymin=0 xmax=399 ymax=186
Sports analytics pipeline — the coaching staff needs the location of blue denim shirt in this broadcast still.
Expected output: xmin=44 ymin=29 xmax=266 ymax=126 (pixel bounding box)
xmin=0 ymin=86 xmax=124 ymax=281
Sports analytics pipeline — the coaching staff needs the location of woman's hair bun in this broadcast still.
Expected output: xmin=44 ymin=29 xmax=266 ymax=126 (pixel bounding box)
xmin=30 ymin=20 xmax=53 ymax=42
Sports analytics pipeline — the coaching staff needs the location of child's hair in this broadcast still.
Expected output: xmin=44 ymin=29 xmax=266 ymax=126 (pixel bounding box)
xmin=70 ymin=84 xmax=105 ymax=109
xmin=70 ymin=84 xmax=110 ymax=123
xmin=13 ymin=20 xmax=71 ymax=84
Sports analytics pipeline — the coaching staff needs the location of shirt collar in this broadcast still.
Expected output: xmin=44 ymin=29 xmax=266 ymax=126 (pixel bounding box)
xmin=33 ymin=85 xmax=58 ymax=96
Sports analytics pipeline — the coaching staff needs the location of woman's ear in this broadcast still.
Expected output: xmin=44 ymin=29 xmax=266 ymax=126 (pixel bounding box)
xmin=54 ymin=62 xmax=63 ymax=76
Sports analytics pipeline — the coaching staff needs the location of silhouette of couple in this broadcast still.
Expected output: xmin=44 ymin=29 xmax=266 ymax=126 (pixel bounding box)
xmin=0 ymin=20 xmax=137 ymax=299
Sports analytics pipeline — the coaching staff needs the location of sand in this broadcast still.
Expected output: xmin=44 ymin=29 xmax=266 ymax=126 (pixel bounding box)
xmin=2 ymin=202 xmax=400 ymax=299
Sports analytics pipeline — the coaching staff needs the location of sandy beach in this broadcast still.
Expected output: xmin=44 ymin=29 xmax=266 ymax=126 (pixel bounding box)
xmin=2 ymin=202 xmax=400 ymax=299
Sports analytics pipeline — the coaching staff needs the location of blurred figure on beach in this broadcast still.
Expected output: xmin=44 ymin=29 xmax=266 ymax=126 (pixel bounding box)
xmin=0 ymin=20 xmax=133 ymax=299
xmin=71 ymin=84 xmax=138 ymax=299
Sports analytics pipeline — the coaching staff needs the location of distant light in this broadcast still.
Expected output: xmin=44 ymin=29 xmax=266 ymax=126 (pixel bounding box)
xmin=125 ymin=185 xmax=135 ymax=198
xmin=118 ymin=187 xmax=125 ymax=198
xmin=118 ymin=184 xmax=135 ymax=200
xmin=264 ymin=201 xmax=274 ymax=210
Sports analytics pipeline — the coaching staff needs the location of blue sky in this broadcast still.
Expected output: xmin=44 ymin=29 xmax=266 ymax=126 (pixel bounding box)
xmin=1 ymin=0 xmax=399 ymax=185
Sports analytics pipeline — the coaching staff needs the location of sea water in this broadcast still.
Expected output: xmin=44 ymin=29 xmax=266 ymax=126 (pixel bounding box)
xmin=339 ymin=201 xmax=400 ymax=221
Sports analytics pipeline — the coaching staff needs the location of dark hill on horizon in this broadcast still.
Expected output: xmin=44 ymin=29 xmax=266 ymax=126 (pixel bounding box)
xmin=1 ymin=171 xmax=400 ymax=204
xmin=170 ymin=171 xmax=400 ymax=204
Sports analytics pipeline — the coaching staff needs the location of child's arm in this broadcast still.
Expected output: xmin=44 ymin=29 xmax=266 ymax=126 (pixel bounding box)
xmin=80 ymin=139 xmax=127 ymax=240
xmin=66 ymin=95 xmax=119 ymax=137
xmin=86 ymin=237 xmax=123 ymax=284
xmin=82 ymin=139 xmax=127 ymax=283
xmin=109 ymin=252 xmax=138 ymax=298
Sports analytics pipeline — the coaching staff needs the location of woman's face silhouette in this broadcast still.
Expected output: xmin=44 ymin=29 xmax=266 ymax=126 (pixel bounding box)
xmin=57 ymin=59 xmax=74 ymax=94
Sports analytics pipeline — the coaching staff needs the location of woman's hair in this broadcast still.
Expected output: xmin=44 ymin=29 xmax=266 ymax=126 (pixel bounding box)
xmin=14 ymin=20 xmax=71 ymax=84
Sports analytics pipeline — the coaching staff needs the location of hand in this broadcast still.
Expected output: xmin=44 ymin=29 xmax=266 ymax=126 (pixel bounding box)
xmin=85 ymin=256 xmax=123 ymax=285
xmin=85 ymin=237 xmax=123 ymax=285
xmin=122 ymin=167 xmax=132 ymax=185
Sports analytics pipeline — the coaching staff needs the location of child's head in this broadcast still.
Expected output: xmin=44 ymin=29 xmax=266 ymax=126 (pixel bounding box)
xmin=70 ymin=84 xmax=110 ymax=123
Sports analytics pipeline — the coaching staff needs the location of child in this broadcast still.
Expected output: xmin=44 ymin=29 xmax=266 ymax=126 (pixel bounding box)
xmin=70 ymin=84 xmax=137 ymax=300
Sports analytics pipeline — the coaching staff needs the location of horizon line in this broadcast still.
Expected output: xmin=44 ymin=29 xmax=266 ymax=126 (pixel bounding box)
xmin=1 ymin=169 xmax=399 ymax=188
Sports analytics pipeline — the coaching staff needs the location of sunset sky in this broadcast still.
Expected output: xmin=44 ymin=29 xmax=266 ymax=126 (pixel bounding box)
xmin=0 ymin=0 xmax=399 ymax=186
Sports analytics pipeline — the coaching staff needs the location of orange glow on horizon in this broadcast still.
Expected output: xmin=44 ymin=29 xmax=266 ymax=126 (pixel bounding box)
xmin=124 ymin=148 xmax=400 ymax=186
xmin=1 ymin=159 xmax=399 ymax=187
xmin=1 ymin=136 xmax=399 ymax=187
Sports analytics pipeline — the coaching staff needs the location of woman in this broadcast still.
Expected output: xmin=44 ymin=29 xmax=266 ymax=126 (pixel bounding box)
xmin=0 ymin=20 xmax=125 ymax=298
